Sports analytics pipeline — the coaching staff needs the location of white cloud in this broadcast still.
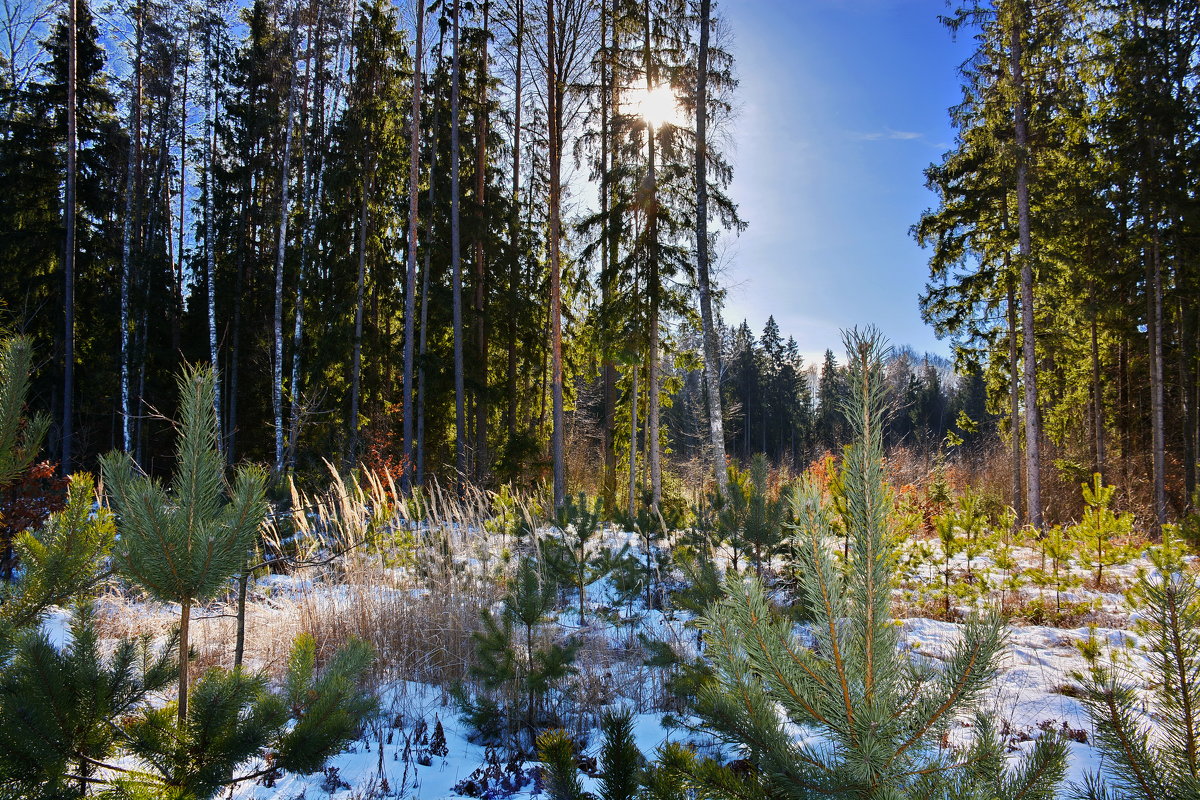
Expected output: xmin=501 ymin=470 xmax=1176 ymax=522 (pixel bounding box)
xmin=850 ymin=128 xmax=925 ymax=141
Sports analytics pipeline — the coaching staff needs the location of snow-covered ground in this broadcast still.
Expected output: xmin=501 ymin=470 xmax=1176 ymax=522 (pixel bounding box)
xmin=39 ymin=523 xmax=1175 ymax=798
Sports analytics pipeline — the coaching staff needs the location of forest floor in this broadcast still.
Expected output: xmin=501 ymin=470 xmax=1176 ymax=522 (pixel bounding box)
xmin=54 ymin=523 xmax=1170 ymax=799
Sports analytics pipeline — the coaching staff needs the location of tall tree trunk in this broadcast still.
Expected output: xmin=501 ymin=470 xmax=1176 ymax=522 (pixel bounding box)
xmin=401 ymin=0 xmax=425 ymax=489
xmin=1091 ymin=295 xmax=1106 ymax=481
xmin=1007 ymin=279 xmax=1022 ymax=528
xmin=1180 ymin=298 xmax=1196 ymax=506
xmin=451 ymin=0 xmax=467 ymax=488
xmin=505 ymin=0 xmax=523 ymax=440
xmin=643 ymin=0 xmax=661 ymax=509
xmin=349 ymin=163 xmax=373 ymax=466
xmin=1149 ymin=225 xmax=1166 ymax=531
xmin=228 ymin=198 xmax=249 ymax=460
xmin=417 ymin=27 xmax=446 ymax=487
xmin=273 ymin=17 xmax=299 ymax=478
xmin=599 ymin=0 xmax=617 ymax=509
xmin=205 ymin=25 xmax=223 ymax=458
xmin=547 ymin=0 xmax=565 ymax=506
xmin=120 ymin=0 xmax=144 ymax=456
xmin=288 ymin=1 xmax=325 ymax=472
xmin=694 ymin=0 xmax=727 ymax=497
xmin=628 ymin=367 xmax=638 ymax=516
xmin=173 ymin=27 xmax=189 ymax=360
xmin=473 ymin=0 xmax=490 ymax=481
xmin=1009 ymin=5 xmax=1041 ymax=528
xmin=62 ymin=0 xmax=76 ymax=473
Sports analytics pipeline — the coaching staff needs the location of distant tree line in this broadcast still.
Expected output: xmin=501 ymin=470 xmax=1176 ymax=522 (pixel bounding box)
xmin=656 ymin=316 xmax=990 ymax=471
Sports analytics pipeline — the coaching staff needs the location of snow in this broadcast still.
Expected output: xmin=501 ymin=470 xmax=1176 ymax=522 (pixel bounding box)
xmin=28 ymin=522 xmax=1178 ymax=799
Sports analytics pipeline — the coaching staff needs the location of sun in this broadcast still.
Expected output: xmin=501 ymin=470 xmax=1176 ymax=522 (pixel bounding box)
xmin=628 ymin=83 xmax=683 ymax=129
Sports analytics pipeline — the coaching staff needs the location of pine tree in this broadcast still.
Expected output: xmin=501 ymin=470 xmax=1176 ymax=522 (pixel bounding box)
xmin=119 ymin=633 xmax=374 ymax=798
xmin=537 ymin=728 xmax=585 ymax=800
xmin=0 ymin=337 xmax=49 ymax=490
xmin=1072 ymin=542 xmax=1200 ymax=800
xmin=693 ymin=329 xmax=1066 ymax=799
xmin=0 ymin=478 xmax=114 ymax=650
xmin=100 ymin=363 xmax=268 ymax=726
xmin=0 ymin=603 xmax=176 ymax=798
xmin=549 ymin=492 xmax=607 ymax=622
xmin=1073 ymin=473 xmax=1132 ymax=588
xmin=462 ymin=555 xmax=578 ymax=742
xmin=0 ymin=336 xmax=106 ymax=646
xmin=596 ymin=708 xmax=644 ymax=800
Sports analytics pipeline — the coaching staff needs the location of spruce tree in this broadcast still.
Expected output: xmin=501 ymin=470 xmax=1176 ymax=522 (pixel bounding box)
xmin=693 ymin=329 xmax=1066 ymax=799
xmin=100 ymin=363 xmax=268 ymax=726
xmin=741 ymin=453 xmax=784 ymax=579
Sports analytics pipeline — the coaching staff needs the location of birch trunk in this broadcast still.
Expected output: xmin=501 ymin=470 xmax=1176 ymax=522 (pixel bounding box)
xmin=62 ymin=0 xmax=76 ymax=472
xmin=273 ymin=15 xmax=299 ymax=477
xmin=119 ymin=0 xmax=143 ymax=455
xmin=205 ymin=34 xmax=223 ymax=458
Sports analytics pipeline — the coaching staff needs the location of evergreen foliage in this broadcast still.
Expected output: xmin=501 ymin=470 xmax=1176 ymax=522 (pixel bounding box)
xmin=1072 ymin=474 xmax=1132 ymax=588
xmin=0 ymin=337 xmax=49 ymax=490
xmin=100 ymin=364 xmax=268 ymax=724
xmin=692 ymin=329 xmax=1066 ymax=799
xmin=115 ymin=633 xmax=375 ymax=799
xmin=596 ymin=709 xmax=644 ymax=800
xmin=1071 ymin=543 xmax=1200 ymax=800
xmin=0 ymin=477 xmax=114 ymax=650
xmin=741 ymin=454 xmax=785 ymax=578
xmin=460 ymin=554 xmax=579 ymax=743
xmin=0 ymin=338 xmax=112 ymax=653
xmin=0 ymin=604 xmax=175 ymax=799
xmin=274 ymin=633 xmax=376 ymax=774
xmin=537 ymin=728 xmax=585 ymax=800
xmin=548 ymin=492 xmax=609 ymax=622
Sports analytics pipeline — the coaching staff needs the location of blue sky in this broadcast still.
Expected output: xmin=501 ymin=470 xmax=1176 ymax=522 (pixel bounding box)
xmin=719 ymin=0 xmax=975 ymax=364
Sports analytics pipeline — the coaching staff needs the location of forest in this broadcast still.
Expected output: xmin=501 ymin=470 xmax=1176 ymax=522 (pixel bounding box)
xmin=2 ymin=0 xmax=1200 ymax=798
